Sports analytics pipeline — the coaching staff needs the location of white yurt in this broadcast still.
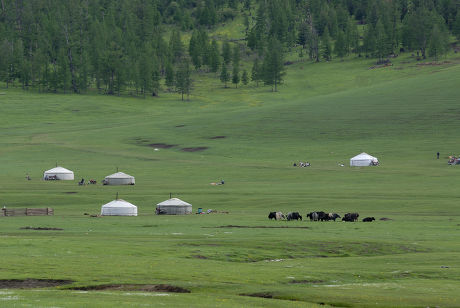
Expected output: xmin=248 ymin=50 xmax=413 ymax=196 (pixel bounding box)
xmin=101 ymin=199 xmax=138 ymax=216
xmin=43 ymin=166 xmax=74 ymax=180
xmin=350 ymin=152 xmax=379 ymax=167
xmin=103 ymin=172 xmax=135 ymax=185
xmin=156 ymin=198 xmax=192 ymax=215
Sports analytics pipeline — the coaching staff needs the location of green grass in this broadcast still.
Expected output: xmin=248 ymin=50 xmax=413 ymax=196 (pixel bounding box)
xmin=0 ymin=52 xmax=460 ymax=307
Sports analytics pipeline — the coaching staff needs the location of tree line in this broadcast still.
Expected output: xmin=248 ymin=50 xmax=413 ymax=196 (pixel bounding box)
xmin=0 ymin=0 xmax=459 ymax=97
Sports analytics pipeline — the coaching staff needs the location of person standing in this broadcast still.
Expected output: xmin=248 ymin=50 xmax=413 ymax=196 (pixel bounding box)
xmin=437 ymin=152 xmax=440 ymax=159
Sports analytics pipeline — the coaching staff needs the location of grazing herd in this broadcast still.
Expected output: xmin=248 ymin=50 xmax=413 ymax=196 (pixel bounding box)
xmin=269 ymin=211 xmax=376 ymax=222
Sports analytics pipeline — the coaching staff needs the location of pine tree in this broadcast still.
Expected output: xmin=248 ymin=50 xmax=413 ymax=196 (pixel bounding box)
xmin=241 ymin=70 xmax=248 ymax=85
xmin=232 ymin=65 xmax=239 ymax=88
xmin=375 ymin=19 xmax=389 ymax=60
xmin=334 ymin=30 xmax=347 ymax=59
xmin=175 ymin=58 xmax=192 ymax=101
xmin=453 ymin=9 xmax=460 ymax=39
xmin=321 ymin=28 xmax=332 ymax=61
xmin=262 ymin=37 xmax=285 ymax=92
xmin=428 ymin=24 xmax=449 ymax=61
xmin=222 ymin=41 xmax=232 ymax=65
xmin=169 ymin=29 xmax=184 ymax=62
xmin=220 ymin=65 xmax=230 ymax=88
xmin=251 ymin=58 xmax=261 ymax=86
xmin=209 ymin=40 xmax=221 ymax=73
xmin=363 ymin=24 xmax=377 ymax=57
xmin=165 ymin=61 xmax=175 ymax=90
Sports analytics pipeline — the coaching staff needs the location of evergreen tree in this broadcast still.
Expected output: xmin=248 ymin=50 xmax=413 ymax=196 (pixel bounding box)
xmin=345 ymin=18 xmax=359 ymax=54
xmin=321 ymin=28 xmax=332 ymax=61
xmin=175 ymin=58 xmax=192 ymax=101
xmin=209 ymin=40 xmax=221 ymax=73
xmin=428 ymin=24 xmax=449 ymax=60
xmin=334 ymin=30 xmax=347 ymax=59
xmin=222 ymin=41 xmax=232 ymax=65
xmin=241 ymin=70 xmax=248 ymax=85
xmin=232 ymin=65 xmax=239 ymax=88
xmin=220 ymin=64 xmax=230 ymax=88
xmin=453 ymin=10 xmax=460 ymax=39
xmin=165 ymin=61 xmax=175 ymax=90
xmin=262 ymin=37 xmax=285 ymax=92
xmin=251 ymin=58 xmax=261 ymax=86
xmin=375 ymin=19 xmax=389 ymax=60
xmin=169 ymin=29 xmax=184 ymax=62
xmin=363 ymin=24 xmax=377 ymax=57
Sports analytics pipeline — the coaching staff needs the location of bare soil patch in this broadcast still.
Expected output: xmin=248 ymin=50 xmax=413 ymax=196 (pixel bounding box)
xmin=181 ymin=147 xmax=208 ymax=152
xmin=241 ymin=292 xmax=274 ymax=298
xmin=64 ymin=191 xmax=77 ymax=194
xmin=20 ymin=226 xmax=63 ymax=231
xmin=71 ymin=284 xmax=190 ymax=293
xmin=149 ymin=143 xmax=177 ymax=149
xmin=175 ymin=124 xmax=185 ymax=127
xmin=289 ymin=279 xmax=324 ymax=284
xmin=210 ymin=136 xmax=226 ymax=139
xmin=192 ymin=255 xmax=208 ymax=259
xmin=379 ymin=217 xmax=392 ymax=221
xmin=204 ymin=225 xmax=309 ymax=229
xmin=0 ymin=279 xmax=73 ymax=289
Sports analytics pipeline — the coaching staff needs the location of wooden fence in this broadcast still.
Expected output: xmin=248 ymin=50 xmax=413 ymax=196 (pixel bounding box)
xmin=1 ymin=208 xmax=54 ymax=217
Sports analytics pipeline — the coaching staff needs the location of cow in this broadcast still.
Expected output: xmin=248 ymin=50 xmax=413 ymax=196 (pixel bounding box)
xmin=287 ymin=212 xmax=302 ymax=221
xmin=268 ymin=212 xmax=277 ymax=220
xmin=306 ymin=212 xmax=319 ymax=221
xmin=275 ymin=212 xmax=286 ymax=220
xmin=342 ymin=213 xmax=359 ymax=222
xmin=316 ymin=211 xmax=328 ymax=221
xmin=362 ymin=217 xmax=375 ymax=222
xmin=328 ymin=213 xmax=341 ymax=221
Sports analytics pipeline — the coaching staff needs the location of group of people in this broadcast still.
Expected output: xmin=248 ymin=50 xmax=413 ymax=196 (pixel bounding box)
xmin=78 ymin=178 xmax=97 ymax=185
xmin=293 ymin=162 xmax=311 ymax=167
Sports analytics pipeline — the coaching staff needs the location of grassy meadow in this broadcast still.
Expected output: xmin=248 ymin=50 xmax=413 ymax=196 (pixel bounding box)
xmin=1 ymin=53 xmax=460 ymax=307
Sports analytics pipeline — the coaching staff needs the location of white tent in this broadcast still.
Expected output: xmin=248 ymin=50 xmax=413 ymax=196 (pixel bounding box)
xmin=43 ymin=166 xmax=74 ymax=180
xmin=103 ymin=172 xmax=135 ymax=185
xmin=101 ymin=199 xmax=138 ymax=216
xmin=156 ymin=198 xmax=192 ymax=215
xmin=350 ymin=152 xmax=379 ymax=167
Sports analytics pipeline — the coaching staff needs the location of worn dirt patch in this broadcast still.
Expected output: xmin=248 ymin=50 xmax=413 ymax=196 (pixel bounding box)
xmin=379 ymin=217 xmax=392 ymax=221
xmin=241 ymin=292 xmax=274 ymax=298
xmin=210 ymin=136 xmax=226 ymax=139
xmin=71 ymin=284 xmax=190 ymax=293
xmin=64 ymin=191 xmax=77 ymax=194
xmin=20 ymin=226 xmax=63 ymax=231
xmin=181 ymin=147 xmax=208 ymax=152
xmin=289 ymin=279 xmax=324 ymax=284
xmin=176 ymin=124 xmax=185 ymax=127
xmin=149 ymin=143 xmax=176 ymax=149
xmin=192 ymin=255 xmax=208 ymax=259
xmin=0 ymin=279 xmax=73 ymax=289
xmin=204 ymin=225 xmax=309 ymax=229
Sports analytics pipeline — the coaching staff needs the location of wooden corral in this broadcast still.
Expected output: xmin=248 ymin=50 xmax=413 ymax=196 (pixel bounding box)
xmin=1 ymin=207 xmax=54 ymax=216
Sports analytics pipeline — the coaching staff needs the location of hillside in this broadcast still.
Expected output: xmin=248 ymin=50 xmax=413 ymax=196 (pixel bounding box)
xmin=0 ymin=50 xmax=460 ymax=306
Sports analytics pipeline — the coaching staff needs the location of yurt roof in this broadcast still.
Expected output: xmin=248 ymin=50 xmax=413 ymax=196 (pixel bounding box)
xmin=44 ymin=166 xmax=73 ymax=174
xmin=105 ymin=172 xmax=134 ymax=179
xmin=102 ymin=199 xmax=137 ymax=208
xmin=157 ymin=198 xmax=191 ymax=206
xmin=350 ymin=152 xmax=377 ymax=160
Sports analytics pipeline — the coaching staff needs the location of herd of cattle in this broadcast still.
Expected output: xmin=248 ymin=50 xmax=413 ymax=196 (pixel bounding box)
xmin=268 ymin=211 xmax=376 ymax=222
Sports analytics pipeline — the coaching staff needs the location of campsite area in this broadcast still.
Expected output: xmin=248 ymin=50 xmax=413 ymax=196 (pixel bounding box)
xmin=1 ymin=54 xmax=460 ymax=307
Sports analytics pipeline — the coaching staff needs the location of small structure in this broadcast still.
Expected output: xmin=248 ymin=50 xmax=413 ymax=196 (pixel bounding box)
xmin=101 ymin=199 xmax=138 ymax=216
xmin=102 ymin=172 xmax=135 ymax=185
xmin=2 ymin=207 xmax=54 ymax=216
xmin=156 ymin=198 xmax=192 ymax=215
xmin=43 ymin=166 xmax=74 ymax=180
xmin=350 ymin=152 xmax=379 ymax=167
